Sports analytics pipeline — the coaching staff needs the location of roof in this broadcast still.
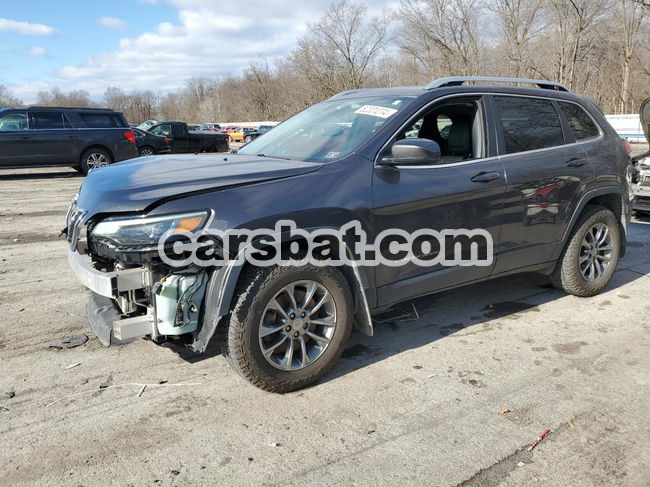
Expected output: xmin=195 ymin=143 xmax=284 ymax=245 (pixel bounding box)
xmin=0 ymin=106 xmax=120 ymax=112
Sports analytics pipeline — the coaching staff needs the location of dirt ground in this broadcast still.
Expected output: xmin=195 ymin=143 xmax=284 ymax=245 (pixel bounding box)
xmin=1 ymin=166 xmax=649 ymax=487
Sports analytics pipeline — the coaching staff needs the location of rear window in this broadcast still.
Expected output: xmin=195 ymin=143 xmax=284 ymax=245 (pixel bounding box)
xmin=78 ymin=112 xmax=125 ymax=128
xmin=493 ymin=96 xmax=565 ymax=154
xmin=558 ymin=102 xmax=599 ymax=140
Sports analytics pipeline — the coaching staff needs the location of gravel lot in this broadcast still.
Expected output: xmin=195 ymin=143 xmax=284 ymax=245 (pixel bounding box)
xmin=1 ymin=165 xmax=649 ymax=486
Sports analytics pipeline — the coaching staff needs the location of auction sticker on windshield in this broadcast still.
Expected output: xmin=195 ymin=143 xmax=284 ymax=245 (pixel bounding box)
xmin=354 ymin=105 xmax=398 ymax=118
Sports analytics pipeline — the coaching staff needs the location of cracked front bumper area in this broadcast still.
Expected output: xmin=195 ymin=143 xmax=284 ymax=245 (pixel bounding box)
xmin=69 ymin=248 xmax=155 ymax=346
xmin=69 ymin=248 xmax=207 ymax=347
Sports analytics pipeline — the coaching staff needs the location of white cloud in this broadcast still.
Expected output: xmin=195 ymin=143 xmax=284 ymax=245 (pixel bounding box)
xmin=99 ymin=16 xmax=128 ymax=31
xmin=12 ymin=0 xmax=395 ymax=101
xmin=28 ymin=46 xmax=48 ymax=57
xmin=0 ymin=18 xmax=55 ymax=36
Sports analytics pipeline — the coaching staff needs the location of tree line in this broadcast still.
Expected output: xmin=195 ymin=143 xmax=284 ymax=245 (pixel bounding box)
xmin=1 ymin=0 xmax=649 ymax=124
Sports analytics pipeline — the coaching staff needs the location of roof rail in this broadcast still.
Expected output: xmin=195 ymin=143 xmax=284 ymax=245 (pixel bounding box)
xmin=426 ymin=77 xmax=569 ymax=92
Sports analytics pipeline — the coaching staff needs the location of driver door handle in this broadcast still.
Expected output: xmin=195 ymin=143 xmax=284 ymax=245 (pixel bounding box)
xmin=471 ymin=171 xmax=501 ymax=183
xmin=565 ymin=158 xmax=587 ymax=167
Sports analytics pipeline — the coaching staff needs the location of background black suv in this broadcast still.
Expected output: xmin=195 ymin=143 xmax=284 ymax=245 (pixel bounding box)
xmin=66 ymin=77 xmax=632 ymax=392
xmin=0 ymin=106 xmax=138 ymax=174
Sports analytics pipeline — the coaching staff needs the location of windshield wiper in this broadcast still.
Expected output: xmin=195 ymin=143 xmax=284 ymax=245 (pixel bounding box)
xmin=256 ymin=153 xmax=292 ymax=160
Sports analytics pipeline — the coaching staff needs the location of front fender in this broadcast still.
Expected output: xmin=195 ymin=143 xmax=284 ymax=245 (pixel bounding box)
xmin=190 ymin=235 xmax=374 ymax=353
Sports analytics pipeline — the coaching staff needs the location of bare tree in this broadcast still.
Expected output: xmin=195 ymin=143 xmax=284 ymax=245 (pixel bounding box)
xmin=36 ymin=88 xmax=95 ymax=107
xmin=399 ymin=0 xmax=483 ymax=77
xmin=291 ymin=1 xmax=392 ymax=97
xmin=620 ymin=0 xmax=646 ymax=112
xmin=487 ymin=0 xmax=546 ymax=78
xmin=0 ymin=85 xmax=22 ymax=107
xmin=547 ymin=0 xmax=609 ymax=90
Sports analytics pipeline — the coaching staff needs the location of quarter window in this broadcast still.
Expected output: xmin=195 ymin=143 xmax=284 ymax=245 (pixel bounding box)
xmin=79 ymin=112 xmax=124 ymax=128
xmin=558 ymin=102 xmax=599 ymax=140
xmin=493 ymin=96 xmax=565 ymax=154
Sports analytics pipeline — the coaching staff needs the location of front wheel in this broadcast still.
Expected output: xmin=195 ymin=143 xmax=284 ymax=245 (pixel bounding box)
xmin=219 ymin=263 xmax=353 ymax=393
xmin=79 ymin=148 xmax=112 ymax=175
xmin=244 ymin=135 xmax=252 ymax=144
xmin=551 ymin=205 xmax=620 ymax=297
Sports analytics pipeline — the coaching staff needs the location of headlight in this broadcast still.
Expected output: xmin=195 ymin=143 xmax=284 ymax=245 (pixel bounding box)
xmin=91 ymin=211 xmax=209 ymax=248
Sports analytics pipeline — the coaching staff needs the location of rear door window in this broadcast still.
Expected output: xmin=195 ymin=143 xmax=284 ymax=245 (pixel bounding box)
xmin=558 ymin=102 xmax=600 ymax=140
xmin=78 ymin=112 xmax=125 ymax=128
xmin=151 ymin=124 xmax=172 ymax=136
xmin=30 ymin=111 xmax=65 ymax=129
xmin=493 ymin=96 xmax=565 ymax=154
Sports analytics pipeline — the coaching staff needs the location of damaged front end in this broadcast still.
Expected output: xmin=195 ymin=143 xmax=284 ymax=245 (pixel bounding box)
xmin=64 ymin=200 xmax=212 ymax=348
xmin=632 ymin=156 xmax=650 ymax=213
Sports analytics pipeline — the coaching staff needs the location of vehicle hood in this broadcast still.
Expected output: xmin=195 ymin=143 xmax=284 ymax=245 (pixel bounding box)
xmin=76 ymin=154 xmax=322 ymax=216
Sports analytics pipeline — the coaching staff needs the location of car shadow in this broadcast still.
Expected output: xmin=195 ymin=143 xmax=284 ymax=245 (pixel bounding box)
xmin=0 ymin=169 xmax=81 ymax=180
xmin=167 ymin=222 xmax=650 ymax=382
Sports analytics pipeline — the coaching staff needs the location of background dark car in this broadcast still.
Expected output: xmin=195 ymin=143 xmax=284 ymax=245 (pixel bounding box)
xmin=242 ymin=124 xmax=274 ymax=143
xmin=132 ymin=128 xmax=171 ymax=156
xmin=147 ymin=120 xmax=229 ymax=153
xmin=0 ymin=106 xmax=138 ymax=174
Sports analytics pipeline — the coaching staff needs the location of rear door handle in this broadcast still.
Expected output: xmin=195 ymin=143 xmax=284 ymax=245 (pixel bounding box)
xmin=471 ymin=171 xmax=501 ymax=183
xmin=565 ymin=158 xmax=587 ymax=167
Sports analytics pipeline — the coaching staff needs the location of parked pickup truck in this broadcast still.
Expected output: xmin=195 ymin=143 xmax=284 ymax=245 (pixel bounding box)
xmin=146 ymin=121 xmax=229 ymax=153
xmin=0 ymin=106 xmax=138 ymax=174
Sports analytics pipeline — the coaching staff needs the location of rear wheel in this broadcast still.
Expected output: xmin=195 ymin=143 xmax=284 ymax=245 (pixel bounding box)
xmin=80 ymin=148 xmax=112 ymax=175
xmin=551 ymin=205 xmax=620 ymax=297
xmin=218 ymin=263 xmax=353 ymax=393
xmin=139 ymin=146 xmax=156 ymax=156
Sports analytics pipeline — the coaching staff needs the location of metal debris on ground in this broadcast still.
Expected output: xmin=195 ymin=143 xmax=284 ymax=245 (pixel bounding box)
xmin=46 ymin=335 xmax=88 ymax=349
xmin=64 ymin=363 xmax=81 ymax=370
xmin=44 ymin=381 xmax=203 ymax=408
xmin=427 ymin=374 xmax=439 ymax=379
xmin=5 ymin=391 xmax=15 ymax=399
xmin=137 ymin=385 xmax=147 ymax=397
xmin=499 ymin=409 xmax=512 ymax=416
xmin=268 ymin=442 xmax=282 ymax=447
xmin=528 ymin=428 xmax=551 ymax=452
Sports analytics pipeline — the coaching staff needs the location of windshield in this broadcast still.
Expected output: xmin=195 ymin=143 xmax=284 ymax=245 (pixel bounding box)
xmin=238 ymin=96 xmax=414 ymax=162
xmin=137 ymin=120 xmax=158 ymax=131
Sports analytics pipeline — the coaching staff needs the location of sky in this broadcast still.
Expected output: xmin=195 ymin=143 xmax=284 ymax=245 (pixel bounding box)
xmin=0 ymin=0 xmax=393 ymax=103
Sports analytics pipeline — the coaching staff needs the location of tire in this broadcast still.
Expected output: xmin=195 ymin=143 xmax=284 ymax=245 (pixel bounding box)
xmin=551 ymin=205 xmax=620 ymax=297
xmin=80 ymin=148 xmax=112 ymax=175
xmin=218 ymin=263 xmax=353 ymax=393
xmin=139 ymin=146 xmax=156 ymax=157
xmin=244 ymin=136 xmax=252 ymax=144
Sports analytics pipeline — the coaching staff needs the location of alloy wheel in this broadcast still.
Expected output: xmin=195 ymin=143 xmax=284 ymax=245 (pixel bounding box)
xmin=258 ymin=280 xmax=337 ymax=371
xmin=579 ymin=223 xmax=613 ymax=281
xmin=86 ymin=153 xmax=109 ymax=170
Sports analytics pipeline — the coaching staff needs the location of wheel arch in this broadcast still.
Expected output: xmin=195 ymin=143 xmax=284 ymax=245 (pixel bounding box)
xmin=556 ymin=186 xmax=629 ymax=260
xmin=190 ymin=231 xmax=374 ymax=353
xmin=80 ymin=144 xmax=114 ymax=164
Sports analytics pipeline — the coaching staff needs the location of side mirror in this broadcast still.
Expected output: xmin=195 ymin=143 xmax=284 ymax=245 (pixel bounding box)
xmin=379 ymin=138 xmax=441 ymax=166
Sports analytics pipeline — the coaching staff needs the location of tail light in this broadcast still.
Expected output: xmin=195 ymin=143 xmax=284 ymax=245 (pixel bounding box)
xmin=123 ymin=130 xmax=136 ymax=144
xmin=163 ymin=137 xmax=169 ymax=144
xmin=622 ymin=138 xmax=632 ymax=156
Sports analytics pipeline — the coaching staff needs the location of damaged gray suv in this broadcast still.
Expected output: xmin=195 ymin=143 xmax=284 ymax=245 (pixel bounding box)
xmin=65 ymin=77 xmax=632 ymax=392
